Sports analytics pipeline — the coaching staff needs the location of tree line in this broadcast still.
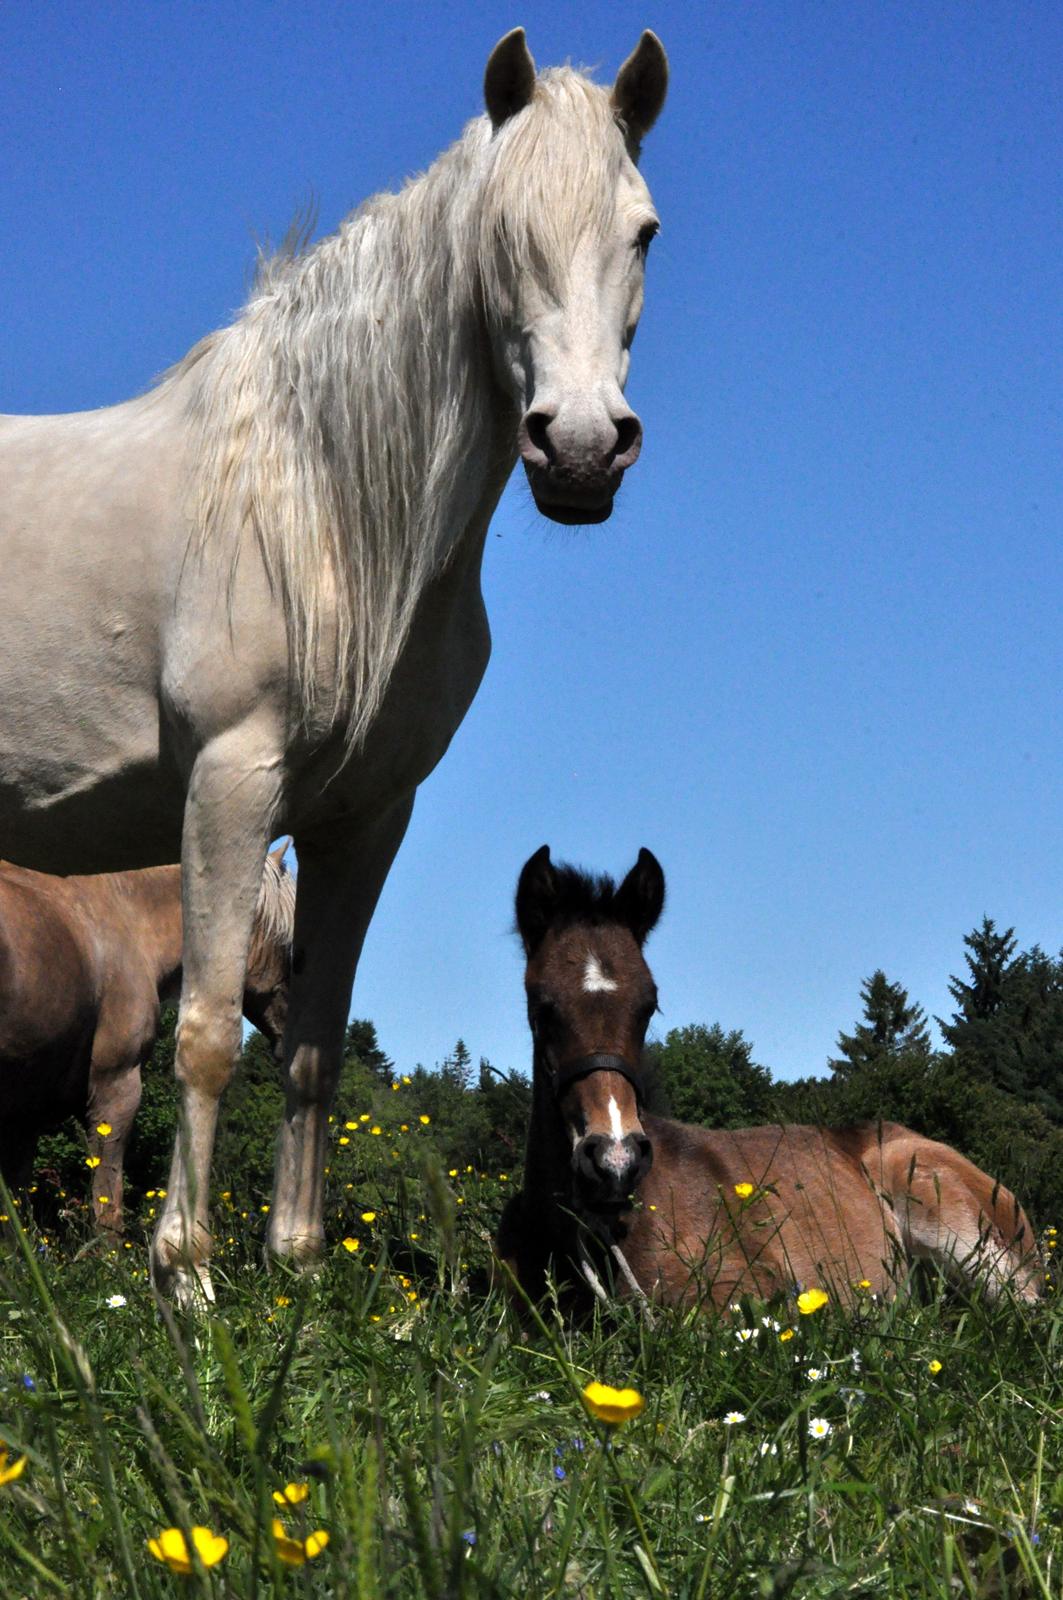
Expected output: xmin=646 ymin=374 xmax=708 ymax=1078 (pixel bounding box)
xmin=34 ymin=915 xmax=1063 ymax=1227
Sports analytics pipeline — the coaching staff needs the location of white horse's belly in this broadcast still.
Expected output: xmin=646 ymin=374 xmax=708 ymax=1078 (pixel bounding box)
xmin=0 ymin=400 xmax=188 ymax=869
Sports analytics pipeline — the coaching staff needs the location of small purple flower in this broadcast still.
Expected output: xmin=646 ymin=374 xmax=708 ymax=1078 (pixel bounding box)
xmin=554 ymin=1465 xmax=566 ymax=1481
xmin=21 ymin=1375 xmax=35 ymax=1391
xmin=461 ymin=1530 xmax=477 ymax=1547
xmin=571 ymin=1437 xmax=585 ymax=1452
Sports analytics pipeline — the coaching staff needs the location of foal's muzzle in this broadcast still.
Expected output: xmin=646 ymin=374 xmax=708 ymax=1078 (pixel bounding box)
xmin=574 ymin=1132 xmax=653 ymax=1210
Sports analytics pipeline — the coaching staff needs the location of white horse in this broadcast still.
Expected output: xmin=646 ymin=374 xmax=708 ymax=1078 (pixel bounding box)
xmin=0 ymin=29 xmax=668 ymax=1298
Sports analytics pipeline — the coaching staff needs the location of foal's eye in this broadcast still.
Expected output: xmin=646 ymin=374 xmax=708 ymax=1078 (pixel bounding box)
xmin=635 ymin=995 xmax=659 ymax=1030
xmin=530 ymin=996 xmax=560 ymax=1036
xmin=635 ymin=221 xmax=659 ymax=257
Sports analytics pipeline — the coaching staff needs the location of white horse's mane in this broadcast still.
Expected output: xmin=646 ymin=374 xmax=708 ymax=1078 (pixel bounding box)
xmin=167 ymin=68 xmax=626 ymax=751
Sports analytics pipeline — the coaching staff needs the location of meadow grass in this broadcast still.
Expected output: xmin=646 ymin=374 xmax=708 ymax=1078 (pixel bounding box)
xmin=1 ymin=1137 xmax=1061 ymax=1598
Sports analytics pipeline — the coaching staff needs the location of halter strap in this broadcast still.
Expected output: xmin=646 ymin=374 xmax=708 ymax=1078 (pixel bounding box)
xmin=554 ymin=1052 xmax=645 ymax=1107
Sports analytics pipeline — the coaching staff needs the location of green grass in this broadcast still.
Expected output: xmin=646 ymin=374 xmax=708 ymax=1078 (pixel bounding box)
xmin=1 ymin=1142 xmax=1061 ymax=1598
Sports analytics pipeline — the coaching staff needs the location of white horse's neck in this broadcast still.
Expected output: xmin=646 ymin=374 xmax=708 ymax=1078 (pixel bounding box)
xmin=183 ymin=117 xmax=512 ymax=747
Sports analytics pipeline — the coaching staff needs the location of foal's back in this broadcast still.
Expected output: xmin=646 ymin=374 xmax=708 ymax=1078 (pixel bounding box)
xmin=622 ymin=1116 xmax=1041 ymax=1308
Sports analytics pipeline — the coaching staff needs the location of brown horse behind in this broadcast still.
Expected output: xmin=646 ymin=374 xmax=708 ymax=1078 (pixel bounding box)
xmin=0 ymin=843 xmax=293 ymax=1233
xmin=497 ymin=848 xmax=1042 ymax=1312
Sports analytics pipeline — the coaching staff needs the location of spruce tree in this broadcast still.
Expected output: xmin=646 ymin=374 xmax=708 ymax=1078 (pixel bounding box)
xmin=829 ymin=970 xmax=932 ymax=1078
xmin=941 ymin=921 xmax=1063 ymax=1118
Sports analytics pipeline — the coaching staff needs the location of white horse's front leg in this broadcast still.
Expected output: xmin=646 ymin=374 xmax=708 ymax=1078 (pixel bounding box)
xmin=152 ymin=733 xmax=281 ymax=1302
xmin=268 ymin=798 xmax=414 ymax=1263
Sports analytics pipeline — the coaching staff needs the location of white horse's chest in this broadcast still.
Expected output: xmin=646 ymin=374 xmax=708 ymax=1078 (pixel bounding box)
xmin=284 ymin=556 xmax=492 ymax=829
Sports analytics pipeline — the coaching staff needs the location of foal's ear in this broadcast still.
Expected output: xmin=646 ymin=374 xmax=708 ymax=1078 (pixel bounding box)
xmin=515 ymin=844 xmax=557 ymax=954
xmin=484 ymin=28 xmax=537 ymax=129
xmin=615 ymin=848 xmax=665 ymax=945
xmin=268 ymin=837 xmax=292 ymax=871
xmin=611 ymin=31 xmax=669 ymax=147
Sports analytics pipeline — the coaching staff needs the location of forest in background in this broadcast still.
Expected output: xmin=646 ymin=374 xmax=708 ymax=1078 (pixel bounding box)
xmin=35 ymin=914 xmax=1063 ymax=1229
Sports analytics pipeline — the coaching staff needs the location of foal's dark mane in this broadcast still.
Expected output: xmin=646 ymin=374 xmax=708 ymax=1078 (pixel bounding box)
xmin=520 ymin=863 xmax=624 ymax=930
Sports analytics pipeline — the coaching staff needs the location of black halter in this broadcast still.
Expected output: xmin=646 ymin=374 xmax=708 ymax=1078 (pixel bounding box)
xmin=554 ymin=1052 xmax=645 ymax=1109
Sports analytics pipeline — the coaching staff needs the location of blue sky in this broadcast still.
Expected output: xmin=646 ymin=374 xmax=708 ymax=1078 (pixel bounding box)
xmin=4 ymin=2 xmax=1062 ymax=1084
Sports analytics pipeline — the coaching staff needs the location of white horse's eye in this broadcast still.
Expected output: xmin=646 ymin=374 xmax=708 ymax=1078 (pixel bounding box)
xmin=635 ymin=221 xmax=659 ymax=256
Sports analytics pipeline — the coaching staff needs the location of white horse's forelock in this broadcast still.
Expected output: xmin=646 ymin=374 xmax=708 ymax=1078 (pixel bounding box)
xmin=168 ymin=67 xmax=627 ymax=753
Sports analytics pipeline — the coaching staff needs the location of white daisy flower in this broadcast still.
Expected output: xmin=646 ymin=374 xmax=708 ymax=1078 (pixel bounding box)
xmin=735 ymin=1327 xmax=759 ymax=1342
xmin=806 ymin=1367 xmax=825 ymax=1381
xmin=722 ymin=1410 xmax=746 ymax=1426
xmin=105 ymin=1293 xmax=127 ymax=1309
xmin=807 ymin=1417 xmax=832 ymax=1440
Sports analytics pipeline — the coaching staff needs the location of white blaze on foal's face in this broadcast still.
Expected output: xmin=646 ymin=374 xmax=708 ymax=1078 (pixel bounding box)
xmin=583 ymin=952 xmax=618 ymax=994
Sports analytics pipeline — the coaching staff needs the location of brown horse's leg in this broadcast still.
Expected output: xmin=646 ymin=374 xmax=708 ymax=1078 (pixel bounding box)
xmin=86 ymin=1060 xmax=143 ymax=1238
xmin=268 ymin=798 xmax=414 ymax=1263
xmin=0 ymin=1119 xmax=37 ymax=1196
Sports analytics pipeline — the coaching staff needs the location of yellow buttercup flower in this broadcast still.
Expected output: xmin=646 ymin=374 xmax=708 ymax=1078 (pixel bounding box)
xmin=85 ymin=1156 xmax=101 ymax=1169
xmin=272 ymin=1518 xmax=329 ymax=1566
xmin=582 ymin=1381 xmax=645 ymax=1426
xmin=342 ymin=1237 xmax=360 ymax=1252
xmin=360 ymin=1211 xmax=377 ymax=1223
xmin=0 ymin=1444 xmax=28 ymax=1486
xmin=796 ymin=1288 xmax=829 ymax=1316
xmin=370 ymin=1126 xmax=382 ymax=1136
xmin=733 ymin=1182 xmax=755 ymax=1199
xmin=273 ymin=1482 xmax=309 ymax=1506
xmin=779 ymin=1328 xmax=795 ymax=1342
xmin=419 ymin=1114 xmax=431 ymax=1125
xmin=95 ymin=1122 xmax=112 ymax=1136
xmin=147 ymin=1526 xmax=229 ymax=1573
xmin=928 ymin=1359 xmax=943 ymax=1374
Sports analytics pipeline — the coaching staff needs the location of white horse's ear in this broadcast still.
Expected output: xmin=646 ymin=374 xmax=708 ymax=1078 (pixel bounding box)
xmin=269 ymin=837 xmax=292 ymax=869
xmin=611 ymin=31 xmax=668 ymax=146
xmin=484 ymin=28 xmax=537 ymax=129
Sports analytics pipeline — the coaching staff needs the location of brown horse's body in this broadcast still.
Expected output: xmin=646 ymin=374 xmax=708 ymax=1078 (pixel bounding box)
xmin=498 ymin=849 xmax=1041 ymax=1312
xmin=0 ymin=847 xmax=292 ymax=1232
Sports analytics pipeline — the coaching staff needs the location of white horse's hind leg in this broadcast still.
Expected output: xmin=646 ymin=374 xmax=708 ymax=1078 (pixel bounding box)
xmin=268 ymin=799 xmax=414 ymax=1263
xmin=152 ymin=735 xmax=281 ymax=1303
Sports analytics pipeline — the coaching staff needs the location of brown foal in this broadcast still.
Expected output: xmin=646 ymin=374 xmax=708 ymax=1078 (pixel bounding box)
xmin=497 ymin=847 xmax=1042 ymax=1312
xmin=0 ymin=843 xmax=293 ymax=1233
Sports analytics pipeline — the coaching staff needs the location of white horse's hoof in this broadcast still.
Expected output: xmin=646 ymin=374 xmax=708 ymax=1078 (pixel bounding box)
xmin=153 ymin=1256 xmax=216 ymax=1308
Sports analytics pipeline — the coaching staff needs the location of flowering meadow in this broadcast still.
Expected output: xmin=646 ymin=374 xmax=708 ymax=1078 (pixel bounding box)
xmin=2 ymin=1101 xmax=1062 ymax=1598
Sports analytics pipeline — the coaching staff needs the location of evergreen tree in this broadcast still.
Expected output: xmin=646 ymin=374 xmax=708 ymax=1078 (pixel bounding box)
xmin=941 ymin=921 xmax=1063 ymax=1119
xmin=440 ymin=1038 xmax=473 ymax=1092
xmin=943 ymin=918 xmax=1018 ymax=1028
xmin=345 ymin=1018 xmax=394 ymax=1083
xmin=829 ymin=970 xmax=932 ymax=1077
